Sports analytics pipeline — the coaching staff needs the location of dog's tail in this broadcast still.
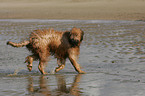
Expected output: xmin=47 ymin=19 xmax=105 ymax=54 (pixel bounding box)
xmin=7 ymin=40 xmax=30 ymax=47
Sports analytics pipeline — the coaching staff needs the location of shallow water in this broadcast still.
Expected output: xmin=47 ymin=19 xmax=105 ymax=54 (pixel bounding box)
xmin=0 ymin=19 xmax=145 ymax=96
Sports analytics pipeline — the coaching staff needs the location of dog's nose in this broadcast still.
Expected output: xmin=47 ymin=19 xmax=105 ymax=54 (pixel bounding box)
xmin=71 ymin=39 xmax=79 ymax=45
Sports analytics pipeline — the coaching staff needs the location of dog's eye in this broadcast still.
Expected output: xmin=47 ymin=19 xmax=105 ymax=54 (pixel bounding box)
xmin=74 ymin=34 xmax=78 ymax=36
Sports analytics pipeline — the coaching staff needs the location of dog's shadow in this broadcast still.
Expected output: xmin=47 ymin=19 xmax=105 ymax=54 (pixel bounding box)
xmin=27 ymin=74 xmax=83 ymax=96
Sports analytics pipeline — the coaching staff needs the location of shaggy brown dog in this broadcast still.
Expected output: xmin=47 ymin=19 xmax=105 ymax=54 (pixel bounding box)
xmin=7 ymin=27 xmax=85 ymax=74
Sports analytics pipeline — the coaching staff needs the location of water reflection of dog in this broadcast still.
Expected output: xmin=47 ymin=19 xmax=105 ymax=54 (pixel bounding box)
xmin=27 ymin=74 xmax=82 ymax=96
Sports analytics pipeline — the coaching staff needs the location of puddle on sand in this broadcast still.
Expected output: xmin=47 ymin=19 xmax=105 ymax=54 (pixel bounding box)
xmin=0 ymin=19 xmax=145 ymax=96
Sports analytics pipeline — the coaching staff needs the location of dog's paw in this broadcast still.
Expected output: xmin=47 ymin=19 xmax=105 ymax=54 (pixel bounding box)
xmin=27 ymin=65 xmax=32 ymax=72
xmin=79 ymin=71 xmax=86 ymax=74
xmin=50 ymin=68 xmax=56 ymax=74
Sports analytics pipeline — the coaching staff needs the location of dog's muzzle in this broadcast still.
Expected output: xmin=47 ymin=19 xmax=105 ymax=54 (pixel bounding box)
xmin=70 ymin=39 xmax=79 ymax=46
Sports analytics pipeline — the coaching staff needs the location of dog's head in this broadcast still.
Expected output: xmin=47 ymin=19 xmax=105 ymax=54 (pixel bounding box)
xmin=68 ymin=27 xmax=84 ymax=47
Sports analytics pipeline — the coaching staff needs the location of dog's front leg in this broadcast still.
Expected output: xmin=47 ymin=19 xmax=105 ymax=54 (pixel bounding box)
xmin=69 ymin=55 xmax=86 ymax=74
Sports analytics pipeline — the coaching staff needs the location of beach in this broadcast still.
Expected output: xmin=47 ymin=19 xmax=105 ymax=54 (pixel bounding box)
xmin=0 ymin=0 xmax=145 ymax=96
xmin=0 ymin=0 xmax=145 ymax=20
xmin=0 ymin=19 xmax=145 ymax=96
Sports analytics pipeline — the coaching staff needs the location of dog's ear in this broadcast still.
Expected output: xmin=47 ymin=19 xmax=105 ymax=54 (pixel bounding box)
xmin=80 ymin=30 xmax=84 ymax=42
xmin=64 ymin=31 xmax=71 ymax=37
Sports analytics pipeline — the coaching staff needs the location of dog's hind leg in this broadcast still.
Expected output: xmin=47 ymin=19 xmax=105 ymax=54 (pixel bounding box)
xmin=38 ymin=52 xmax=49 ymax=74
xmin=25 ymin=55 xmax=34 ymax=72
xmin=55 ymin=58 xmax=66 ymax=73
xmin=38 ymin=60 xmax=48 ymax=74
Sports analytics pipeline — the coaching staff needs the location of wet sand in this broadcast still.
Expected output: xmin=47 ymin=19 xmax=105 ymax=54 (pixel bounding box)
xmin=0 ymin=0 xmax=145 ymax=20
xmin=0 ymin=0 xmax=145 ymax=96
xmin=0 ymin=19 xmax=145 ymax=96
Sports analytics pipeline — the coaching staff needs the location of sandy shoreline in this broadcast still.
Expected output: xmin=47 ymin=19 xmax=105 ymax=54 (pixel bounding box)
xmin=0 ymin=0 xmax=145 ymax=21
xmin=0 ymin=18 xmax=145 ymax=96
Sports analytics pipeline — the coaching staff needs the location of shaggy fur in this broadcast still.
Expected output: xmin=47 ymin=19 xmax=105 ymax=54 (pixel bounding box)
xmin=7 ymin=27 xmax=85 ymax=74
